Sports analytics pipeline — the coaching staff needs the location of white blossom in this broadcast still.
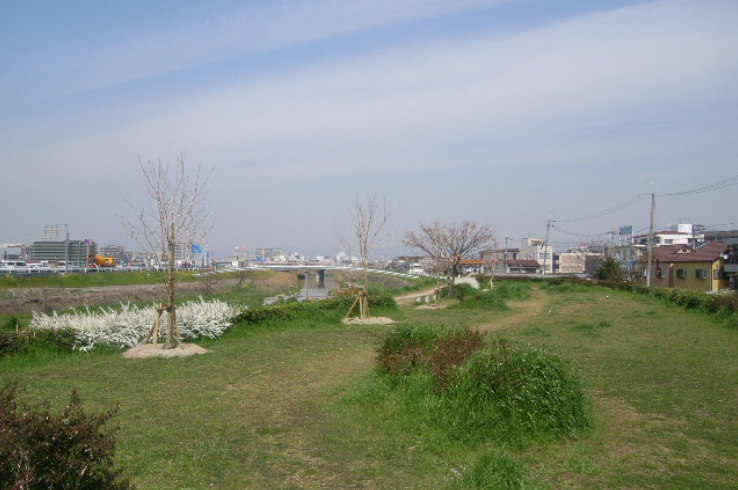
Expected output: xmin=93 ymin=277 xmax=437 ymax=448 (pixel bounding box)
xmin=30 ymin=298 xmax=243 ymax=352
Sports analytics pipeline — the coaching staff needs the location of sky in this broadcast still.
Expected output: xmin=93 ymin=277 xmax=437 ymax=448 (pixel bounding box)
xmin=1 ymin=0 xmax=737 ymax=259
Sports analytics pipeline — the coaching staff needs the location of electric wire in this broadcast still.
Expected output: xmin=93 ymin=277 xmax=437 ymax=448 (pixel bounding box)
xmin=550 ymin=224 xmax=610 ymax=238
xmin=552 ymin=194 xmax=648 ymax=223
xmin=663 ymin=173 xmax=738 ymax=197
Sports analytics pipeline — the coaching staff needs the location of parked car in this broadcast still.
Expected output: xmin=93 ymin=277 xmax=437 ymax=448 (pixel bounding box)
xmin=0 ymin=260 xmax=31 ymax=273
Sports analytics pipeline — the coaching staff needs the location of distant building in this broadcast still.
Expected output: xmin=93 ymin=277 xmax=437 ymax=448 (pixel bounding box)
xmin=254 ymin=247 xmax=282 ymax=261
xmin=458 ymin=259 xmax=486 ymax=275
xmin=485 ymin=248 xmax=520 ymax=274
xmin=633 ymin=230 xmax=693 ymax=247
xmin=99 ymin=245 xmax=125 ymax=263
xmin=28 ymin=239 xmax=97 ymax=267
xmin=507 ymin=259 xmax=541 ymax=274
xmin=553 ymin=252 xmax=587 ymax=274
xmin=520 ymin=238 xmax=553 ymax=274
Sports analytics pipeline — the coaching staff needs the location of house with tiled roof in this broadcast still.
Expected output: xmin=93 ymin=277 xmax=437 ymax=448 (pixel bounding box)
xmin=649 ymin=242 xmax=729 ymax=292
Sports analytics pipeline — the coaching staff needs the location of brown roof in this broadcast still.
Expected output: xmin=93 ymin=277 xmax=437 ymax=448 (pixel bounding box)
xmin=508 ymin=259 xmax=540 ymax=268
xmin=459 ymin=259 xmax=485 ymax=266
xmin=653 ymin=242 xmax=727 ymax=263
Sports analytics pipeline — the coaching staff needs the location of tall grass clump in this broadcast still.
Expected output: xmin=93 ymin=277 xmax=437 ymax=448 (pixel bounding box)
xmin=373 ymin=324 xmax=591 ymax=445
xmin=445 ymin=445 xmax=541 ymax=490
xmin=445 ymin=341 xmax=591 ymax=443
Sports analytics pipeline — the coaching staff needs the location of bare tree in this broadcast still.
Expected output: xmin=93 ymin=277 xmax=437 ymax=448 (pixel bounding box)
xmin=337 ymin=194 xmax=389 ymax=319
xmin=404 ymin=220 xmax=495 ymax=293
xmin=123 ymin=154 xmax=212 ymax=348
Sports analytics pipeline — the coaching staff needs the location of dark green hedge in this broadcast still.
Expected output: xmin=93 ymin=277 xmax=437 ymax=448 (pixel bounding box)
xmin=0 ymin=328 xmax=78 ymax=357
xmin=233 ymin=290 xmax=397 ymax=325
xmin=498 ymin=275 xmax=738 ymax=317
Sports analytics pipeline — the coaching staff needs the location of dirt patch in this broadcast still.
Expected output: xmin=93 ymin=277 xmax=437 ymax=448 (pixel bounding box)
xmin=341 ymin=316 xmax=394 ymax=325
xmin=477 ymin=288 xmax=552 ymax=333
xmin=122 ymin=343 xmax=210 ymax=359
xmin=395 ymin=287 xmax=441 ymax=305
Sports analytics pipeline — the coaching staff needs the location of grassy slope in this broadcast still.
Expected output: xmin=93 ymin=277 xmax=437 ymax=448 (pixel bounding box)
xmin=1 ymin=285 xmax=736 ymax=489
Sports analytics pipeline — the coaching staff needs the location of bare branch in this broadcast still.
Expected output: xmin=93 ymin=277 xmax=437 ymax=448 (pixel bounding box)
xmin=404 ymin=220 xmax=495 ymax=290
xmin=120 ymin=154 xmax=213 ymax=348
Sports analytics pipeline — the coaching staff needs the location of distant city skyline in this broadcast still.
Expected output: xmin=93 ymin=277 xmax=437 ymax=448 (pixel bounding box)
xmin=2 ymin=1 xmax=737 ymax=258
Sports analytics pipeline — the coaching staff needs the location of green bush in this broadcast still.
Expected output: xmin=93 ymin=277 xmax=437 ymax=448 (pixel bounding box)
xmin=594 ymin=257 xmax=624 ymax=282
xmin=0 ymin=382 xmax=132 ymax=490
xmin=444 ymin=341 xmax=591 ymax=442
xmin=375 ymin=325 xmax=591 ymax=444
xmin=1 ymin=315 xmax=19 ymax=331
xmin=450 ymin=282 xmax=532 ymax=311
xmin=233 ymin=289 xmax=397 ymax=326
xmin=0 ymin=331 xmax=24 ymax=356
xmin=376 ymin=324 xmax=484 ymax=388
xmin=0 ymin=328 xmax=78 ymax=358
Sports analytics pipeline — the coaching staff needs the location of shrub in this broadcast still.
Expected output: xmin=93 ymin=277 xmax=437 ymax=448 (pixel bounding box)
xmin=594 ymin=257 xmax=624 ymax=282
xmin=29 ymin=299 xmax=238 ymax=351
xmin=450 ymin=281 xmax=532 ymax=311
xmin=375 ymin=323 xmax=440 ymax=377
xmin=234 ymin=289 xmax=397 ymax=326
xmin=0 ymin=328 xmax=78 ymax=358
xmin=0 ymin=381 xmax=132 ymax=489
xmin=427 ymin=328 xmax=486 ymax=390
xmin=375 ymin=325 xmax=591 ymax=444
xmin=0 ymin=331 xmax=24 ymax=356
xmin=376 ymin=324 xmax=485 ymax=386
xmin=1 ymin=315 xmax=19 ymax=331
xmin=445 ymin=341 xmax=591 ymax=442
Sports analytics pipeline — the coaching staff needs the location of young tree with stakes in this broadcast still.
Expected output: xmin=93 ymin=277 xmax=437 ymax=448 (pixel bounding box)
xmin=339 ymin=194 xmax=389 ymax=319
xmin=123 ymin=155 xmax=212 ymax=349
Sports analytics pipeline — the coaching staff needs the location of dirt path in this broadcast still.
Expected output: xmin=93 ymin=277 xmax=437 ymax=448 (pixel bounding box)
xmin=477 ymin=288 xmax=551 ymax=333
xmin=394 ymin=287 xmax=441 ymax=305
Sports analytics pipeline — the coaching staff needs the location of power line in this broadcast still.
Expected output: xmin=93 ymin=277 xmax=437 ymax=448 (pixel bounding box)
xmin=663 ymin=172 xmax=738 ymax=197
xmin=550 ymin=223 xmax=610 ymax=238
xmin=553 ymin=194 xmax=648 ymax=223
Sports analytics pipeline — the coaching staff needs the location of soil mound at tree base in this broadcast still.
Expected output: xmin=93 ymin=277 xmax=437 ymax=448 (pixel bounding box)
xmin=341 ymin=317 xmax=394 ymax=325
xmin=122 ymin=343 xmax=210 ymax=359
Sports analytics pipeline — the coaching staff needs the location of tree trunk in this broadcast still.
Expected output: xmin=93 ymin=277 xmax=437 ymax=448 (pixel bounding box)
xmin=166 ymin=224 xmax=176 ymax=348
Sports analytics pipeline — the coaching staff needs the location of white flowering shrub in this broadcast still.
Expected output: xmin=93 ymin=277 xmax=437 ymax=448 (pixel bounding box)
xmin=29 ymin=298 xmax=243 ymax=352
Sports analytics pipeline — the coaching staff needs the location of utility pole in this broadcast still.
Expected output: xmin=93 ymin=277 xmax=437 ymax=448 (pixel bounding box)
xmin=504 ymin=236 xmax=509 ymax=273
xmin=542 ymin=217 xmax=551 ymax=275
xmin=64 ymin=224 xmax=69 ymax=272
xmin=646 ymin=184 xmax=656 ymax=287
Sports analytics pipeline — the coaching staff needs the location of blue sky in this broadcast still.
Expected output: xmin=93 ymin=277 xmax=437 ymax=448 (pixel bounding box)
xmin=1 ymin=0 xmax=736 ymax=258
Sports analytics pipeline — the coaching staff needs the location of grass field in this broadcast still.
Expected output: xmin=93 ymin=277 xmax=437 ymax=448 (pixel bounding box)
xmin=1 ymin=281 xmax=737 ymax=489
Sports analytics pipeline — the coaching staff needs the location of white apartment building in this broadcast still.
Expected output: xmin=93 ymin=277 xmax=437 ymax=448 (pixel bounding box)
xmin=520 ymin=238 xmax=553 ymax=274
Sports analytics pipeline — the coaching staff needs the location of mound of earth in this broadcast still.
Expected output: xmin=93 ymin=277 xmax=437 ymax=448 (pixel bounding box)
xmin=341 ymin=316 xmax=394 ymax=325
xmin=122 ymin=343 xmax=210 ymax=359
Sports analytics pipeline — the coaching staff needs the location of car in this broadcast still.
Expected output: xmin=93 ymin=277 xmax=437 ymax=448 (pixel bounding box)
xmin=0 ymin=260 xmax=31 ymax=273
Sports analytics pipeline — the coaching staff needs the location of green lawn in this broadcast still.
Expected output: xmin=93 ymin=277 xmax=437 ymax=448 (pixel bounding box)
xmin=2 ymin=284 xmax=737 ymax=489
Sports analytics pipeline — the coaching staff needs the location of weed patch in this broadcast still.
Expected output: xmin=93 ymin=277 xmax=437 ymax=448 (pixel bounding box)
xmin=572 ymin=321 xmax=611 ymax=337
xmin=446 ymin=445 xmax=541 ymax=490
